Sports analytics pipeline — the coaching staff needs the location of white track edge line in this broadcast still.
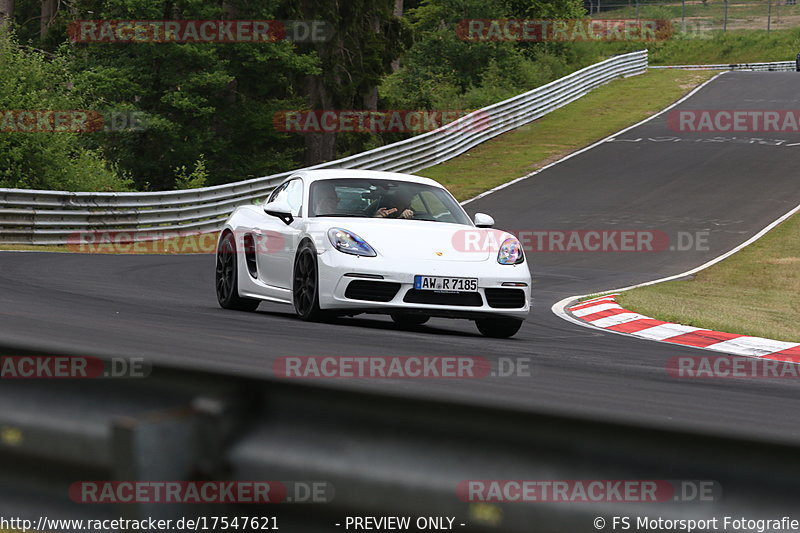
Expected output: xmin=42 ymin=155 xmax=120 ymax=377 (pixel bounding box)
xmin=547 ymin=70 xmax=800 ymax=357
xmin=553 ymin=197 xmax=800 ymax=322
xmin=553 ymin=201 xmax=800 ymax=355
xmin=461 ymin=71 xmax=727 ymax=206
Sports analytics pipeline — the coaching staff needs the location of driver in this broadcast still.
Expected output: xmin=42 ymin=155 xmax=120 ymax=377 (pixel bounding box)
xmin=313 ymin=181 xmax=339 ymax=215
xmin=374 ymin=190 xmax=414 ymax=219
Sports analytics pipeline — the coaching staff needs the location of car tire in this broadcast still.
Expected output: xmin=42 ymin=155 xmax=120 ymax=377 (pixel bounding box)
xmin=216 ymin=232 xmax=260 ymax=312
xmin=475 ymin=317 xmax=523 ymax=338
xmin=293 ymin=241 xmax=327 ymax=322
xmin=391 ymin=313 xmax=430 ymax=327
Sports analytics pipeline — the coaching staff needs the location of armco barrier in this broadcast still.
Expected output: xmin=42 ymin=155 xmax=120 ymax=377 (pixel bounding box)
xmin=0 ymin=346 xmax=799 ymax=529
xmin=650 ymin=60 xmax=795 ymax=71
xmin=0 ymin=50 xmax=648 ymax=245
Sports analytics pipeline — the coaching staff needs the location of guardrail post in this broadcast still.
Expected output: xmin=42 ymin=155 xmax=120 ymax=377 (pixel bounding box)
xmin=108 ymin=391 xmax=254 ymax=519
xmin=111 ymin=407 xmax=202 ymax=519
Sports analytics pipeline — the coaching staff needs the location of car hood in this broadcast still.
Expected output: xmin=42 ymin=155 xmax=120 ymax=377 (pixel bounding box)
xmin=321 ymin=219 xmax=497 ymax=262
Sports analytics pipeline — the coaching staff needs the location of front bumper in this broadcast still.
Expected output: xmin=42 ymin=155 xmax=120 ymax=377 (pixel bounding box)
xmin=316 ymin=250 xmax=531 ymax=320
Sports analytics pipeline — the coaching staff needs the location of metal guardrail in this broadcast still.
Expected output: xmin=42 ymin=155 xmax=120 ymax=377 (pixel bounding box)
xmin=650 ymin=61 xmax=796 ymax=71
xmin=1 ymin=345 xmax=799 ymax=530
xmin=0 ymin=50 xmax=649 ymax=245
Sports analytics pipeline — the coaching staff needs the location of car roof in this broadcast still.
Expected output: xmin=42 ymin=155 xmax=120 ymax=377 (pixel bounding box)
xmin=289 ymin=169 xmax=442 ymax=188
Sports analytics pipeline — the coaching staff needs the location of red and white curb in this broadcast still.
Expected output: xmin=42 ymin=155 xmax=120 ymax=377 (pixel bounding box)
xmin=567 ymin=294 xmax=800 ymax=362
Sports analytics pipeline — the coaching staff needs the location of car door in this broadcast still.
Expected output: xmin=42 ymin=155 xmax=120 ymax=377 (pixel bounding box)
xmin=256 ymin=178 xmax=304 ymax=290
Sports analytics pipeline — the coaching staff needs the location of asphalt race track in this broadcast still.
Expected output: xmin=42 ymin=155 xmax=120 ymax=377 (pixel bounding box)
xmin=2 ymin=72 xmax=800 ymax=443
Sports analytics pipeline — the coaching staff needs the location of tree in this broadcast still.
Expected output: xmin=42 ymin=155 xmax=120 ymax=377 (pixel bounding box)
xmin=379 ymin=0 xmax=589 ymax=110
xmin=0 ymin=0 xmax=13 ymax=27
xmin=392 ymin=0 xmax=403 ymax=70
xmin=0 ymin=31 xmax=130 ymax=191
xmin=286 ymin=0 xmax=409 ymax=165
xmin=66 ymin=0 xmax=320 ymax=189
xmin=40 ymin=0 xmax=57 ymax=39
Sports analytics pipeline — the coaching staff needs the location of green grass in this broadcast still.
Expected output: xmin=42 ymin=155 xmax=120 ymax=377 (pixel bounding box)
xmin=648 ymin=28 xmax=800 ymax=64
xmin=618 ymin=211 xmax=800 ymax=343
xmin=571 ymin=29 xmax=800 ymax=66
xmin=420 ymin=69 xmax=717 ymax=201
xmin=0 ymin=244 xmax=70 ymax=252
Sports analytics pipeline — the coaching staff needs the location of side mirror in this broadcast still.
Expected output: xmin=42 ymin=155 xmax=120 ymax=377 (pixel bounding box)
xmin=264 ymin=200 xmax=294 ymax=225
xmin=473 ymin=212 xmax=494 ymax=228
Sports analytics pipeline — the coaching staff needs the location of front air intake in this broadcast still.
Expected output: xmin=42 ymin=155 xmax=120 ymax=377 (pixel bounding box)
xmin=344 ymin=280 xmax=401 ymax=302
xmin=403 ymin=290 xmax=483 ymax=307
xmin=485 ymin=288 xmax=526 ymax=308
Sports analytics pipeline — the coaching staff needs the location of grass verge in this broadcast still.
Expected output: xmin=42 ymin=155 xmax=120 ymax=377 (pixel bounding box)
xmin=617 ymin=211 xmax=800 ymax=343
xmin=594 ymin=1 xmax=800 ymax=31
xmin=0 ymin=233 xmax=221 ymax=254
xmin=421 ymin=69 xmax=717 ymax=201
xmin=647 ymin=28 xmax=800 ymax=65
xmin=571 ymin=27 xmax=800 ymax=66
xmin=1 ymin=69 xmax=716 ymax=253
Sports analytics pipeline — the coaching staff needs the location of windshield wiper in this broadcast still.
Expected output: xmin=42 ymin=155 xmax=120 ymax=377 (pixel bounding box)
xmin=315 ymin=213 xmax=369 ymax=217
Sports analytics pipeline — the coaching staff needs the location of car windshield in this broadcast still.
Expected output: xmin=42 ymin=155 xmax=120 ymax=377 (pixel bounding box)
xmin=309 ymin=178 xmax=472 ymax=225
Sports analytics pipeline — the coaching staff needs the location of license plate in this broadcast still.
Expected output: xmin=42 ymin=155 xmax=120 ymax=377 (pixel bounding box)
xmin=414 ymin=275 xmax=478 ymax=292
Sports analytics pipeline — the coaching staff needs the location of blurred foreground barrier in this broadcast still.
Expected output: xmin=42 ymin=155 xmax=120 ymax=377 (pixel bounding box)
xmin=1 ymin=342 xmax=800 ymax=530
xmin=0 ymin=51 xmax=648 ymax=245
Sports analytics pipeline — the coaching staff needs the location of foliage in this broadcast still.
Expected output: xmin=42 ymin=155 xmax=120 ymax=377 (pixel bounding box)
xmin=174 ymin=153 xmax=208 ymax=189
xmin=63 ymin=0 xmax=321 ymax=190
xmin=0 ymin=30 xmax=131 ymax=191
xmin=379 ymin=0 xmax=592 ymax=111
xmin=6 ymin=0 xmax=793 ymax=193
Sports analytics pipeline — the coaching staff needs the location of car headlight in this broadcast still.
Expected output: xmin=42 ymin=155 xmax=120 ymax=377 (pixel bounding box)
xmin=497 ymin=237 xmax=524 ymax=265
xmin=328 ymin=228 xmax=377 ymax=257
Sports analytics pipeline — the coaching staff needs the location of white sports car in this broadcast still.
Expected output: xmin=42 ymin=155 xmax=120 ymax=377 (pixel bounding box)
xmin=215 ymin=169 xmax=531 ymax=337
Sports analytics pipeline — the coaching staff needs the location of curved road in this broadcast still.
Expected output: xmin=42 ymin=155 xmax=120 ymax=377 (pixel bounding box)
xmin=2 ymin=72 xmax=800 ymax=442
